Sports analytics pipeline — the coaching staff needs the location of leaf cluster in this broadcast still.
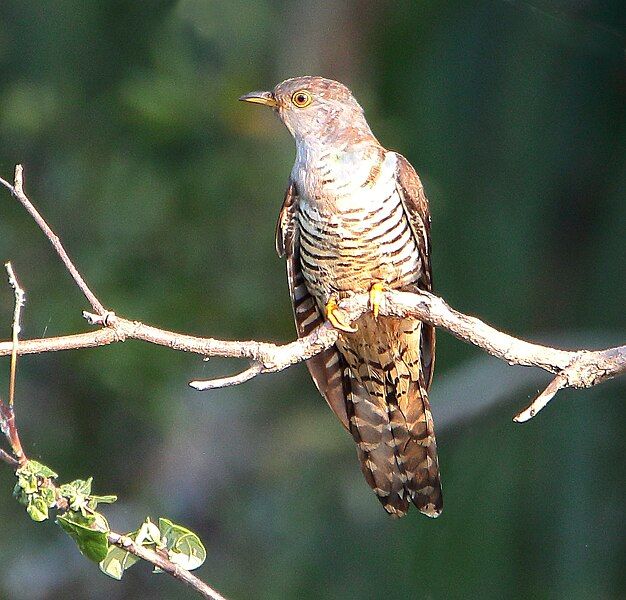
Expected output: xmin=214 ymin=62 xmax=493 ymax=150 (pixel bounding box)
xmin=100 ymin=518 xmax=206 ymax=580
xmin=12 ymin=460 xmax=205 ymax=578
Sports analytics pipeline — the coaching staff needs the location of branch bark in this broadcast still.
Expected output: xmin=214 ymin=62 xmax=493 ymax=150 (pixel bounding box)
xmin=0 ymin=290 xmax=623 ymax=422
xmin=1 ymin=165 xmax=106 ymax=316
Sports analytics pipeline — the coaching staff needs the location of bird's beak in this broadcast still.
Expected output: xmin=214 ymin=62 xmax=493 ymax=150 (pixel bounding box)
xmin=238 ymin=90 xmax=278 ymax=108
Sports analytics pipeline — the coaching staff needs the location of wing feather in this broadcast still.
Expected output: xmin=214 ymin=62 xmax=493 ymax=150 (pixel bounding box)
xmin=393 ymin=152 xmax=436 ymax=390
xmin=276 ymin=179 xmax=350 ymax=430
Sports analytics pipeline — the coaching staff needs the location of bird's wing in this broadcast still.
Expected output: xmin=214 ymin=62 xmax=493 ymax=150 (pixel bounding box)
xmin=393 ymin=152 xmax=436 ymax=390
xmin=276 ymin=179 xmax=350 ymax=430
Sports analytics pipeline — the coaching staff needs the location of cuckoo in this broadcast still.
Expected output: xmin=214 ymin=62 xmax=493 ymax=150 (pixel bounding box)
xmin=240 ymin=76 xmax=441 ymax=518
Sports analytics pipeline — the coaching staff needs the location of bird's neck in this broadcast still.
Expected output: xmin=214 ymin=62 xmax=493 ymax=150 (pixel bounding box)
xmin=291 ymin=137 xmax=391 ymax=211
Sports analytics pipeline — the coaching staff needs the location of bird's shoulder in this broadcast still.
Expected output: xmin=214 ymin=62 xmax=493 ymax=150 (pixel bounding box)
xmin=275 ymin=179 xmax=298 ymax=258
xmin=387 ymin=152 xmax=429 ymax=217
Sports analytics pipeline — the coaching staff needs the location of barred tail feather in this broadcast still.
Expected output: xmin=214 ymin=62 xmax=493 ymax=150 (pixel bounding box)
xmin=339 ymin=315 xmax=443 ymax=518
xmin=345 ymin=373 xmax=410 ymax=516
xmin=348 ymin=377 xmax=442 ymax=517
xmin=400 ymin=384 xmax=443 ymax=517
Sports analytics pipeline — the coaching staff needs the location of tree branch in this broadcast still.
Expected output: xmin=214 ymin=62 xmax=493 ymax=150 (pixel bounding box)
xmin=362 ymin=290 xmax=626 ymax=421
xmin=0 ymin=289 xmax=623 ymax=421
xmin=0 ymin=165 xmax=107 ymax=316
xmin=1 ymin=164 xmax=624 ymax=423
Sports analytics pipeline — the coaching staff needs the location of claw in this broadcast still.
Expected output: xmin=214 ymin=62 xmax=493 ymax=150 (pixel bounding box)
xmin=369 ymin=282 xmax=385 ymax=319
xmin=326 ymin=297 xmax=358 ymax=333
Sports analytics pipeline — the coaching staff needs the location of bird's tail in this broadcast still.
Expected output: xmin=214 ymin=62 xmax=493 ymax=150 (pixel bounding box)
xmin=339 ymin=317 xmax=443 ymax=517
xmin=392 ymin=381 xmax=443 ymax=517
xmin=346 ymin=374 xmax=442 ymax=518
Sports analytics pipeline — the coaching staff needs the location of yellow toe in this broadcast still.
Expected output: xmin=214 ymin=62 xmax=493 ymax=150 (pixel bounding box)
xmin=326 ymin=297 xmax=358 ymax=333
xmin=369 ymin=282 xmax=386 ymax=319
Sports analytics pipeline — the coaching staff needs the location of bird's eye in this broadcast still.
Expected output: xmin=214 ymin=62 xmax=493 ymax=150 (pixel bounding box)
xmin=291 ymin=90 xmax=312 ymax=108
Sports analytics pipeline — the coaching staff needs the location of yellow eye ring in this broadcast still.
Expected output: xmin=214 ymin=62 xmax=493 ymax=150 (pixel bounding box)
xmin=291 ymin=90 xmax=312 ymax=108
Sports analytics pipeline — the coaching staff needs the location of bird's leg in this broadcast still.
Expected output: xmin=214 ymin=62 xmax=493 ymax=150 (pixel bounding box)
xmin=369 ymin=282 xmax=386 ymax=319
xmin=325 ymin=296 xmax=358 ymax=333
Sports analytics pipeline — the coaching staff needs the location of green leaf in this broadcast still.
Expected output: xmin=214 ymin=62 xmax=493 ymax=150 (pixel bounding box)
xmin=59 ymin=478 xmax=90 ymax=499
xmin=76 ymin=477 xmax=93 ymax=495
xmin=57 ymin=512 xmax=110 ymax=562
xmin=59 ymin=478 xmax=117 ymax=511
xmin=135 ymin=518 xmax=162 ymax=547
xmin=26 ymin=496 xmax=49 ymax=522
xmin=18 ymin=460 xmax=57 ymax=480
xmin=158 ymin=518 xmax=206 ymax=571
xmin=12 ymin=482 xmax=27 ymax=504
xmin=40 ymin=486 xmax=57 ymax=508
xmin=90 ymin=494 xmax=117 ymax=506
xmin=99 ymin=544 xmax=140 ymax=580
xmin=18 ymin=474 xmax=38 ymax=494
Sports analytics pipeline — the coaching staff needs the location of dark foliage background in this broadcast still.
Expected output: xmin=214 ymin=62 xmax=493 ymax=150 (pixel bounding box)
xmin=0 ymin=1 xmax=624 ymax=599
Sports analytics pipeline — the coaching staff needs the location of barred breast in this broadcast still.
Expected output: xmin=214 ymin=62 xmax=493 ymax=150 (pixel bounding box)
xmin=296 ymin=150 xmax=421 ymax=304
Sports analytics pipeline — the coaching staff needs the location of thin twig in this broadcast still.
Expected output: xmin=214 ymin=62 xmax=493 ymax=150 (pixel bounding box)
xmin=190 ymin=361 xmax=264 ymax=390
xmin=107 ymin=532 xmax=227 ymax=600
xmin=513 ymin=372 xmax=566 ymax=423
xmin=0 ymin=402 xmax=25 ymax=465
xmin=0 ymin=448 xmax=19 ymax=468
xmin=5 ymin=262 xmax=25 ymax=407
xmin=0 ymin=436 xmax=225 ymax=600
xmin=0 ymin=165 xmax=107 ymax=315
xmin=0 ymin=263 xmax=27 ymax=464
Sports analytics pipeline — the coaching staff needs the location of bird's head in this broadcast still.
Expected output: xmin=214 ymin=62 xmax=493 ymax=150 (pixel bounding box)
xmin=239 ymin=76 xmax=376 ymax=146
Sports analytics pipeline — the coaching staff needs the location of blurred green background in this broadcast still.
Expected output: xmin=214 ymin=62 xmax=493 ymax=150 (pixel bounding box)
xmin=0 ymin=1 xmax=624 ymax=599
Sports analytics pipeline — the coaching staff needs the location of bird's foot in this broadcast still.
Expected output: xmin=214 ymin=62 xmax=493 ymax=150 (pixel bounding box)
xmin=369 ymin=282 xmax=386 ymax=319
xmin=325 ymin=297 xmax=357 ymax=333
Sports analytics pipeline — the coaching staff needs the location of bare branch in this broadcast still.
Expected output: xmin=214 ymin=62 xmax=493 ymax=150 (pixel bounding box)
xmin=0 ymin=263 xmax=27 ymax=464
xmin=5 ymin=262 xmax=25 ymax=407
xmin=190 ymin=361 xmax=264 ymax=390
xmin=0 ymin=165 xmax=107 ymax=316
xmin=513 ymin=373 xmax=566 ymax=423
xmin=0 ymin=315 xmax=339 ymax=376
xmin=0 ymin=290 xmax=623 ymax=421
xmin=341 ymin=290 xmax=625 ymax=420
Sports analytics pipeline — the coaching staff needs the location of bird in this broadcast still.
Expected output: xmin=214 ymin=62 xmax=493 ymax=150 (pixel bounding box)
xmin=240 ymin=76 xmax=441 ymax=518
